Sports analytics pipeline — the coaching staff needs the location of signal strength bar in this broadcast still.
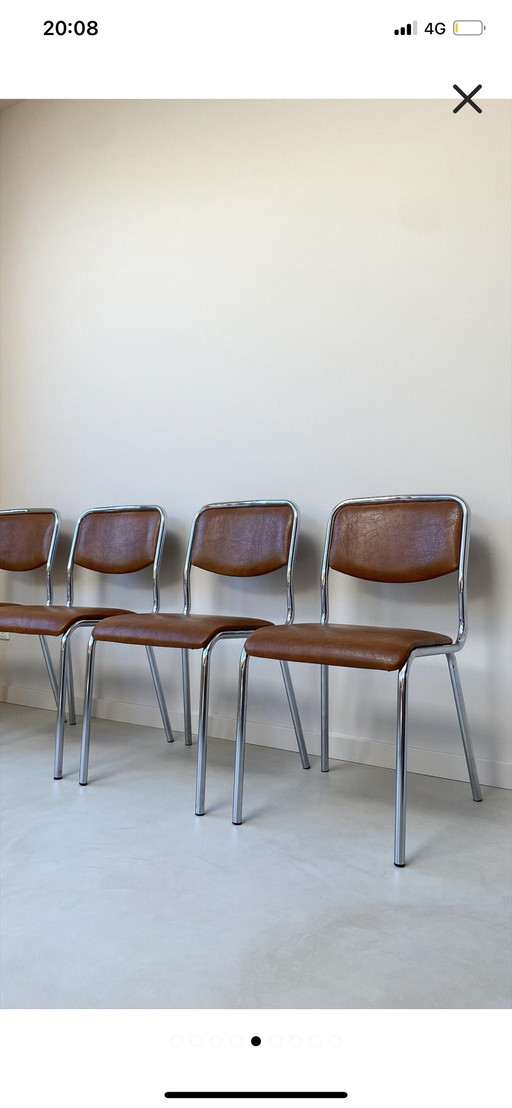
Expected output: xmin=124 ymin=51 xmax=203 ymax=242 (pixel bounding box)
xmin=394 ymin=21 xmax=418 ymax=35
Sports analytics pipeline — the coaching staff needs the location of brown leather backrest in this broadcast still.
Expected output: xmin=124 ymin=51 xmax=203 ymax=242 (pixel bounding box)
xmin=0 ymin=511 xmax=57 ymax=571
xmin=191 ymin=504 xmax=295 ymax=577
xmin=329 ymin=500 xmax=464 ymax=583
xmin=74 ymin=509 xmax=162 ymax=574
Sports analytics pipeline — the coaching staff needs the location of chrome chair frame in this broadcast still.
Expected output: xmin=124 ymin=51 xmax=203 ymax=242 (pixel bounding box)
xmin=0 ymin=508 xmax=73 ymax=715
xmin=185 ymin=499 xmax=308 ymax=815
xmin=79 ymin=499 xmax=309 ymax=808
xmin=233 ymin=494 xmax=482 ymax=867
xmin=53 ymin=504 xmax=168 ymax=778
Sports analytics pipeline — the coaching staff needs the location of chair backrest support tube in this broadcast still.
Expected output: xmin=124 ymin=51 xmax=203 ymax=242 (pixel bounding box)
xmin=66 ymin=505 xmax=166 ymax=609
xmin=320 ymin=494 xmax=469 ymax=646
xmin=182 ymin=500 xmax=299 ymax=623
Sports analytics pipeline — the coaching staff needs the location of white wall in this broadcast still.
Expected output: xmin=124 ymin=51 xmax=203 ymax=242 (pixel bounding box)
xmin=1 ymin=99 xmax=510 ymax=786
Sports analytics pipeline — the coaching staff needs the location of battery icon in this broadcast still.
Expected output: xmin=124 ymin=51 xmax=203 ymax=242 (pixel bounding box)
xmin=453 ymin=20 xmax=485 ymax=34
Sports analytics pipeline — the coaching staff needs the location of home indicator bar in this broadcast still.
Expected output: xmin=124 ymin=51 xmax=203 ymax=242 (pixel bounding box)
xmin=164 ymin=1095 xmax=349 ymax=1102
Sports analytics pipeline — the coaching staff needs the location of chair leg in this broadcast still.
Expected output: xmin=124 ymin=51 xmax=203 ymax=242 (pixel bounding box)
xmin=181 ymin=649 xmax=193 ymax=746
xmin=446 ymin=654 xmax=482 ymax=802
xmin=40 ymin=636 xmax=75 ymax=724
xmin=279 ymin=661 xmax=310 ymax=769
xmin=321 ymin=664 xmax=329 ymax=771
xmin=145 ymin=646 xmax=174 ymax=743
xmin=79 ymin=636 xmax=97 ymax=785
xmin=66 ymin=645 xmax=77 ymax=726
xmin=195 ymin=644 xmax=212 ymax=815
xmin=39 ymin=635 xmax=59 ymax=706
xmin=232 ymin=648 xmax=250 ymax=824
xmin=54 ymin=630 xmax=72 ymax=779
xmin=394 ymin=662 xmax=410 ymax=867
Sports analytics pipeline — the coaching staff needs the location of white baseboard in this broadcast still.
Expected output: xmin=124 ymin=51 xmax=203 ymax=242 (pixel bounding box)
xmin=2 ymin=683 xmax=510 ymax=789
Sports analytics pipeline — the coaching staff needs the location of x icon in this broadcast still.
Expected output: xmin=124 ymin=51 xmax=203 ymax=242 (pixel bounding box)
xmin=453 ymin=84 xmax=483 ymax=113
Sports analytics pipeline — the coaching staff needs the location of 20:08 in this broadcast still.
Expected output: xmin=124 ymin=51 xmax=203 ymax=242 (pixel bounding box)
xmin=43 ymin=20 xmax=98 ymax=35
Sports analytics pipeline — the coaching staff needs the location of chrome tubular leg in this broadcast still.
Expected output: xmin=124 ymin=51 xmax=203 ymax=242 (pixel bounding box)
xmin=66 ymin=646 xmax=77 ymax=726
xmin=394 ymin=663 xmax=410 ymax=867
xmin=280 ymin=660 xmax=310 ymax=769
xmin=195 ymin=646 xmax=212 ymax=816
xmin=446 ymin=654 xmax=482 ymax=802
xmin=146 ymin=646 xmax=174 ymax=743
xmin=39 ymin=635 xmax=59 ymax=706
xmin=320 ymin=665 xmax=329 ymax=771
xmin=54 ymin=632 xmax=71 ymax=779
xmin=79 ymin=636 xmax=97 ymax=785
xmin=181 ymin=649 xmax=192 ymax=746
xmin=232 ymin=649 xmax=250 ymax=825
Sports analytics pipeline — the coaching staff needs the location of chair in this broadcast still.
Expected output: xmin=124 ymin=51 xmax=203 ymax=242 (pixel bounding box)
xmin=79 ymin=500 xmax=310 ymax=812
xmin=0 ymin=508 xmax=67 ymax=713
xmin=232 ymin=495 xmax=482 ymax=866
xmin=0 ymin=504 xmax=168 ymax=778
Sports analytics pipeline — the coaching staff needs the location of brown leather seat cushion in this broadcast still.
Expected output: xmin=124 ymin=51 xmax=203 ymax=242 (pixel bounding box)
xmin=245 ymin=623 xmax=452 ymax=671
xmin=0 ymin=605 xmax=133 ymax=636
xmin=93 ymin=612 xmax=273 ymax=649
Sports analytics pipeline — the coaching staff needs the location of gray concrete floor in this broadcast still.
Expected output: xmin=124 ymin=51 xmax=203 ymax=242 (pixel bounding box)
xmin=1 ymin=702 xmax=511 ymax=1009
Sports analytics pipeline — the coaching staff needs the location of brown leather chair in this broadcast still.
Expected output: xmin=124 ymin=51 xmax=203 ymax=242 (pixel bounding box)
xmin=232 ymin=495 xmax=482 ymax=866
xmin=0 ymin=508 xmax=65 ymax=711
xmin=79 ymin=500 xmax=310 ymax=813
xmin=0 ymin=505 xmax=167 ymax=778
